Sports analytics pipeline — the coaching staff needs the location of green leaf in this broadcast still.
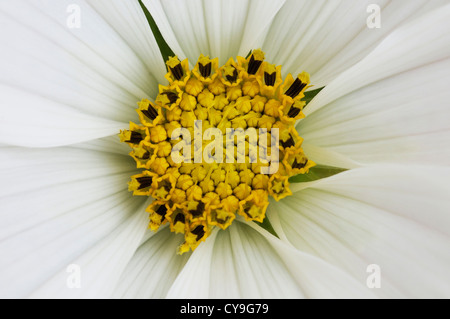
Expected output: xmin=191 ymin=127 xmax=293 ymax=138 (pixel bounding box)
xmin=138 ymin=0 xmax=175 ymax=64
xmin=255 ymin=216 xmax=278 ymax=238
xmin=303 ymin=87 xmax=324 ymax=107
xmin=289 ymin=165 xmax=347 ymax=183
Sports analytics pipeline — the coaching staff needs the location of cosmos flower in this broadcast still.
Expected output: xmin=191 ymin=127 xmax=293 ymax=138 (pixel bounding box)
xmin=1 ymin=0 xmax=449 ymax=299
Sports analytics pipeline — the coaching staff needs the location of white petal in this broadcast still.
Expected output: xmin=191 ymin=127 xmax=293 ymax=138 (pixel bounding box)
xmin=298 ymin=5 xmax=450 ymax=166
xmin=299 ymin=58 xmax=450 ymax=166
xmin=301 ymin=143 xmax=362 ymax=169
xmin=0 ymin=147 xmax=147 ymax=298
xmin=245 ymin=221 xmax=377 ymax=299
xmin=166 ymin=228 xmax=219 ymax=298
xmin=69 ymin=135 xmax=131 ymax=156
xmin=30 ymin=206 xmax=149 ymax=299
xmin=0 ymin=0 xmax=164 ymax=146
xmin=304 ymin=3 xmax=450 ymax=114
xmin=167 ymin=222 xmax=375 ymax=298
xmin=264 ymin=0 xmax=449 ymax=87
xmin=112 ymin=227 xmax=190 ymax=299
xmin=0 ymin=85 xmax=126 ymax=147
xmin=272 ymin=165 xmax=450 ymax=298
xmin=208 ymin=222 xmax=305 ymax=298
xmin=87 ymin=0 xmax=167 ymax=85
xmin=264 ymin=202 xmax=291 ymax=243
xmin=143 ymin=0 xmax=286 ymax=65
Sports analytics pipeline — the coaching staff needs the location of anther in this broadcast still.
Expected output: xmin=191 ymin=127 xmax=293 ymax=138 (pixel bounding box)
xmin=224 ymin=66 xmax=238 ymax=83
xmin=281 ymin=135 xmax=295 ymax=148
xmin=174 ymin=212 xmax=186 ymax=224
xmin=189 ymin=201 xmax=205 ymax=217
xmin=139 ymin=151 xmax=150 ymax=160
xmin=136 ymin=176 xmax=153 ymax=189
xmin=247 ymin=49 xmax=265 ymax=75
xmin=128 ymin=131 xmax=143 ymax=144
xmin=248 ymin=55 xmax=262 ymax=75
xmin=287 ymin=106 xmax=301 ymax=118
xmin=191 ymin=225 xmax=205 ymax=241
xmin=161 ymin=91 xmax=179 ymax=104
xmin=167 ymin=56 xmax=185 ymax=81
xmin=285 ymin=78 xmax=307 ymax=99
xmin=171 ymin=64 xmax=183 ymax=80
xmin=199 ymin=62 xmax=212 ymax=78
xmin=155 ymin=204 xmax=168 ymax=217
xmin=141 ymin=105 xmax=159 ymax=120
xmin=264 ymin=72 xmax=276 ymax=86
xmin=292 ymin=158 xmax=308 ymax=169
xmin=227 ymin=69 xmax=238 ymax=83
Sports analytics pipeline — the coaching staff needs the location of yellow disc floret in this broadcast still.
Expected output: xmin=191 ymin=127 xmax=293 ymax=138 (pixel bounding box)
xmin=120 ymin=49 xmax=315 ymax=254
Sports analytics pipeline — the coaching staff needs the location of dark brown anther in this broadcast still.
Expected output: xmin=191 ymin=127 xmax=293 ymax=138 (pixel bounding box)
xmin=243 ymin=206 xmax=253 ymax=218
xmin=191 ymin=225 xmax=205 ymax=241
xmin=155 ymin=205 xmax=168 ymax=218
xmin=174 ymin=212 xmax=186 ymax=224
xmin=264 ymin=72 xmax=276 ymax=86
xmin=292 ymin=159 xmax=307 ymax=170
xmin=287 ymin=106 xmax=301 ymax=118
xmin=142 ymin=105 xmax=158 ymax=120
xmin=226 ymin=68 xmax=238 ymax=83
xmin=136 ymin=176 xmax=153 ymax=189
xmin=170 ymin=63 xmax=184 ymax=80
xmin=190 ymin=202 xmax=205 ymax=218
xmin=285 ymin=78 xmax=307 ymax=98
xmin=199 ymin=62 xmax=212 ymax=78
xmin=161 ymin=91 xmax=179 ymax=104
xmin=281 ymin=135 xmax=295 ymax=148
xmin=247 ymin=55 xmax=263 ymax=75
xmin=140 ymin=151 xmax=150 ymax=160
xmin=127 ymin=131 xmax=143 ymax=144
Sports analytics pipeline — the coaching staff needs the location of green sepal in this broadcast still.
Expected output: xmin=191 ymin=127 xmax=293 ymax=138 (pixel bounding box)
xmin=303 ymin=87 xmax=324 ymax=107
xmin=255 ymin=216 xmax=278 ymax=238
xmin=289 ymin=165 xmax=347 ymax=183
xmin=138 ymin=0 xmax=175 ymax=64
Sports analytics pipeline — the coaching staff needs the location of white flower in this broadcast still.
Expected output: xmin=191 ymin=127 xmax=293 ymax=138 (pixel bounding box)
xmin=1 ymin=0 xmax=449 ymax=299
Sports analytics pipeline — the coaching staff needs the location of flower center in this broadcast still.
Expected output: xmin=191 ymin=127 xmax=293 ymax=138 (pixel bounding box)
xmin=119 ymin=49 xmax=315 ymax=254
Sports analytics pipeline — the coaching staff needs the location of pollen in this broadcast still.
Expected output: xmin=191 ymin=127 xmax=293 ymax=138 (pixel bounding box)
xmin=120 ymin=49 xmax=315 ymax=254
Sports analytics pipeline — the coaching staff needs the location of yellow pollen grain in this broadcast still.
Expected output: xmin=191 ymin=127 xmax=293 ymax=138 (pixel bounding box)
xmin=198 ymin=55 xmax=211 ymax=66
xmin=252 ymin=49 xmax=265 ymax=61
xmin=166 ymin=56 xmax=181 ymax=69
xmin=264 ymin=63 xmax=276 ymax=75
